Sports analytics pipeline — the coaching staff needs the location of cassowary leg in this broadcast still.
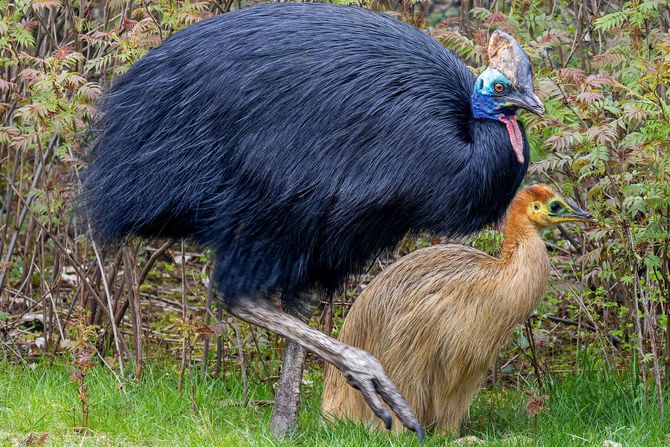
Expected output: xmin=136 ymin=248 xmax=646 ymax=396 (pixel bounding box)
xmin=224 ymin=295 xmax=424 ymax=441
xmin=270 ymin=338 xmax=307 ymax=437
xmin=270 ymin=291 xmax=320 ymax=437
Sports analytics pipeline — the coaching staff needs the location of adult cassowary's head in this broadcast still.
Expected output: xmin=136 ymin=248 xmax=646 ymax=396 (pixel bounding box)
xmin=472 ymin=30 xmax=545 ymax=164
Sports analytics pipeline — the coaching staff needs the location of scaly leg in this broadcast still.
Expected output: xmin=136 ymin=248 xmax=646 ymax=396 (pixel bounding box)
xmin=270 ymin=291 xmax=320 ymax=437
xmin=224 ymin=295 xmax=424 ymax=441
xmin=270 ymin=338 xmax=307 ymax=437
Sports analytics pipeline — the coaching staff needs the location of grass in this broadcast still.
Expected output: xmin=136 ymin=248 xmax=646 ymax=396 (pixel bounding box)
xmin=0 ymin=359 xmax=668 ymax=446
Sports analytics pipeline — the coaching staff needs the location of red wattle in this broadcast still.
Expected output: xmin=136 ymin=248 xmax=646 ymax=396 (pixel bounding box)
xmin=498 ymin=114 xmax=524 ymax=164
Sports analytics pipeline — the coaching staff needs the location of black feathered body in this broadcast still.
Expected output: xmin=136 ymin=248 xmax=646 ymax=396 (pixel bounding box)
xmin=83 ymin=3 xmax=529 ymax=304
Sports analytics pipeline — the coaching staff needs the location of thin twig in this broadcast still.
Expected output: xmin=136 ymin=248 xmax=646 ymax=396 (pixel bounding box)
xmin=89 ymin=233 xmax=125 ymax=377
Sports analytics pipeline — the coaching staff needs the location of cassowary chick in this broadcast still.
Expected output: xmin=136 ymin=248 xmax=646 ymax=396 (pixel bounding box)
xmin=322 ymin=184 xmax=594 ymax=434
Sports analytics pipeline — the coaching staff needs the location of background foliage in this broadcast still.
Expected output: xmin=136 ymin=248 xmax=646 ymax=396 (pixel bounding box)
xmin=1 ymin=0 xmax=669 ymax=441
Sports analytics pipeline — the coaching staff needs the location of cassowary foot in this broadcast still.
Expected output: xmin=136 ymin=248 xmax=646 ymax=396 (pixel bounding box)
xmin=270 ymin=340 xmax=306 ymax=438
xmin=341 ymin=346 xmax=425 ymax=442
xmin=224 ymin=296 xmax=424 ymax=442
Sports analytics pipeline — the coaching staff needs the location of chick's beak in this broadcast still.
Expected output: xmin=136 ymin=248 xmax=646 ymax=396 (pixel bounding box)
xmin=510 ymin=91 xmax=545 ymax=116
xmin=563 ymin=201 xmax=596 ymax=223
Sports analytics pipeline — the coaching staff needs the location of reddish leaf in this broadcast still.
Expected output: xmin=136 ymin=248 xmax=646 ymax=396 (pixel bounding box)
xmin=525 ymin=393 xmax=548 ymax=416
xmin=123 ymin=17 xmax=138 ymax=31
xmin=557 ymin=67 xmax=587 ymax=85
xmin=21 ymin=18 xmax=39 ymax=31
xmin=576 ymin=90 xmax=605 ymax=104
xmin=54 ymin=44 xmax=73 ymax=60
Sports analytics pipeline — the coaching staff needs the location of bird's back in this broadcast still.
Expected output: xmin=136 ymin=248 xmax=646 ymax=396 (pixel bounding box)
xmin=83 ymin=3 xmax=526 ymax=303
xmin=327 ymin=244 xmax=498 ymax=353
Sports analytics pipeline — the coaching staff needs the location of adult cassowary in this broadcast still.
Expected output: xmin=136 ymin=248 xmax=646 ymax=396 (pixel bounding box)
xmin=82 ymin=3 xmax=543 ymax=440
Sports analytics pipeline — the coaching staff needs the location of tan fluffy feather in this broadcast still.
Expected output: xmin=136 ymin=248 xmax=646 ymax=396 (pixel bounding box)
xmin=321 ymin=185 xmax=577 ymax=434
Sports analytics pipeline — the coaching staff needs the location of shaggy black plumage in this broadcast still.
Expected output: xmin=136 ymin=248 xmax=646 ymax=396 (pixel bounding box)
xmin=84 ymin=3 xmax=528 ymax=308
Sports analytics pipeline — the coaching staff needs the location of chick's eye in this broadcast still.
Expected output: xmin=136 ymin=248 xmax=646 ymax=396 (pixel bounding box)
xmin=493 ymin=83 xmax=505 ymax=93
xmin=550 ymin=202 xmax=562 ymax=213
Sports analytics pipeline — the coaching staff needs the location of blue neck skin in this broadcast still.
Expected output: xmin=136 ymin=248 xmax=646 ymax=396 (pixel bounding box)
xmin=471 ymin=91 xmax=519 ymax=121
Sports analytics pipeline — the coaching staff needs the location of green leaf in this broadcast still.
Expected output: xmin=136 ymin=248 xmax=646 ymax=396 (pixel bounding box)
xmin=516 ymin=335 xmax=530 ymax=350
xmin=594 ymin=11 xmax=627 ymax=32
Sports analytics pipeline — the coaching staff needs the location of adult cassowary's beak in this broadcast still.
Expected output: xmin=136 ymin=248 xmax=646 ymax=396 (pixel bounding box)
xmin=508 ymin=91 xmax=545 ymax=116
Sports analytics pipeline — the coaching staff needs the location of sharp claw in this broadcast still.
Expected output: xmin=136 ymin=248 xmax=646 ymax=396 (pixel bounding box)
xmin=371 ymin=400 xmax=392 ymax=429
xmin=382 ymin=412 xmax=392 ymax=430
xmin=372 ymin=406 xmax=391 ymax=429
xmin=373 ymin=378 xmax=424 ymax=440
xmin=414 ymin=423 xmax=425 ymax=443
xmin=342 ymin=348 xmax=423 ymax=439
xmin=352 ymin=376 xmax=393 ymax=430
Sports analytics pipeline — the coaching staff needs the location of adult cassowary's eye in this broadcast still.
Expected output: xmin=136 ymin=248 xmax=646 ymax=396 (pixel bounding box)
xmin=549 ymin=201 xmax=562 ymax=213
xmin=493 ymin=83 xmax=505 ymax=93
